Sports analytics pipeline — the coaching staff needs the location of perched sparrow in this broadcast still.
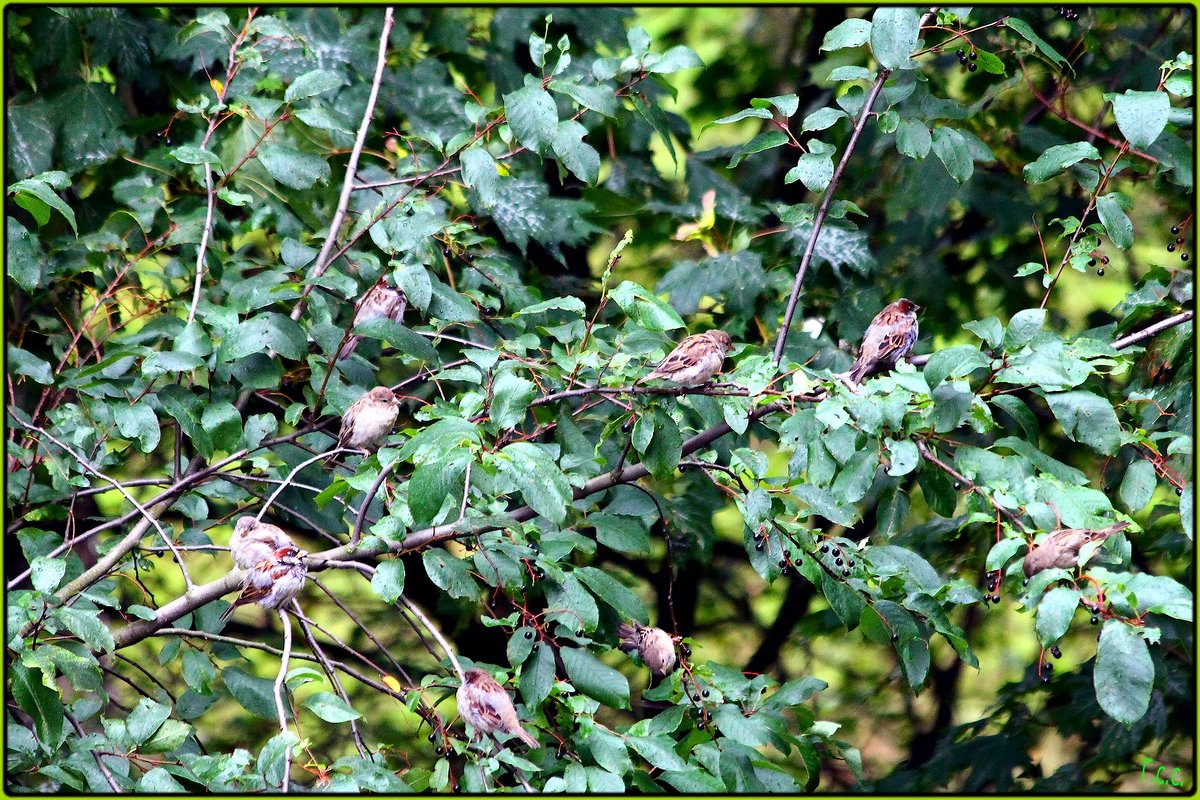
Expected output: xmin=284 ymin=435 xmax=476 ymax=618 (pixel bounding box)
xmin=643 ymin=330 xmax=734 ymax=386
xmin=616 ymin=622 xmax=677 ymax=677
xmin=337 ymin=278 xmax=408 ymax=360
xmin=229 ymin=516 xmax=296 ymax=570
xmin=847 ymin=299 xmax=920 ymax=383
xmin=1023 ymin=521 xmax=1131 ymax=577
xmin=336 ymin=386 xmax=401 ymax=452
xmin=456 ymin=668 xmax=538 ymax=748
xmin=221 ymin=545 xmax=308 ymax=619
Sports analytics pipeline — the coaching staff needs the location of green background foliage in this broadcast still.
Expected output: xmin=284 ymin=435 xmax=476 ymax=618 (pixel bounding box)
xmin=5 ymin=5 xmax=1194 ymax=793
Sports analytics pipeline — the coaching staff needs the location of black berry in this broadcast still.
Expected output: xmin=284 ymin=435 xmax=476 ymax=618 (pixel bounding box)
xmin=778 ymin=559 xmax=786 ymax=568
xmin=702 ymin=689 xmax=710 ymax=698
xmin=429 ymin=733 xmax=436 ymax=741
xmin=842 ymin=569 xmax=851 ymax=578
xmin=1042 ymin=675 xmax=1051 ymax=683
xmin=784 ymin=550 xmax=792 ymax=559
xmin=1177 ymin=487 xmax=1184 ymax=496
xmin=956 ymin=48 xmax=964 ymax=57
xmin=755 ymin=542 xmax=764 ymax=552
xmin=835 ymin=558 xmax=843 ymax=567
xmin=692 ymin=694 xmax=700 ymax=702
xmin=968 ymin=63 xmax=977 ymax=72
xmin=780 ymin=567 xmax=789 ymax=576
xmin=891 ymin=633 xmax=899 ymax=642
xmin=1182 ymin=253 xmax=1190 ymax=262
xmin=820 ymin=544 xmax=829 ymax=553
xmin=576 ymin=629 xmax=585 ymax=637
xmin=1168 ymin=243 xmax=1177 ymax=252
xmin=1051 ymin=646 xmax=1062 ymax=659
xmin=1023 ymin=578 xmax=1029 ymax=586
xmin=682 ymin=645 xmax=691 ymax=656
xmin=1172 ymin=225 xmax=1180 ymax=234
xmin=954 ymin=481 xmax=962 ymax=490
xmin=991 ymin=594 xmax=1000 ymax=603
xmin=1091 ymin=616 xmax=1099 ymax=625
xmin=525 ymin=630 xmax=533 ymax=639
xmin=1088 ymin=258 xmax=1097 ymax=266
xmin=443 ymin=247 xmax=451 ymax=257
xmin=1176 ymin=237 xmax=1185 ymax=245
xmin=969 ymin=51 xmax=978 ymax=60
xmin=848 ymin=560 xmax=855 ymax=568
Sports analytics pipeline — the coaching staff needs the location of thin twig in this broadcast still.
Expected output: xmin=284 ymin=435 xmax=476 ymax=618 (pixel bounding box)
xmin=66 ymin=712 xmax=123 ymax=792
xmin=1111 ymin=310 xmax=1194 ymax=350
xmin=292 ymin=603 xmax=370 ymax=758
xmin=274 ymin=610 xmax=294 ymax=793
xmin=773 ymin=7 xmax=938 ymax=365
xmin=293 ymin=7 xmax=396 ymax=321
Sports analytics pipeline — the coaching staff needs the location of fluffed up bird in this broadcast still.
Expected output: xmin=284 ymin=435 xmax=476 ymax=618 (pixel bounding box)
xmin=221 ymin=545 xmax=308 ymax=620
xmin=338 ymin=277 xmax=408 ymax=360
xmin=229 ymin=516 xmax=296 ymax=570
xmin=847 ymin=299 xmax=920 ymax=383
xmin=616 ymin=622 xmax=678 ymax=677
xmin=643 ymin=330 xmax=734 ymax=386
xmin=1023 ymin=521 xmax=1131 ymax=577
xmin=456 ymin=668 xmax=539 ymax=748
xmin=337 ymin=386 xmax=401 ymax=453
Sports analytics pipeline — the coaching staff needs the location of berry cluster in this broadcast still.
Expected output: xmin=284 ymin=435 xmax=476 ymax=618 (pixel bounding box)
xmin=983 ymin=569 xmax=1001 ymax=604
xmin=819 ymin=540 xmax=854 ymax=579
xmin=1167 ymin=218 xmax=1191 ymax=262
xmin=1054 ymin=7 xmax=1080 ymax=21
xmin=1088 ymin=250 xmax=1110 ymax=277
xmin=956 ymin=47 xmax=979 ymax=72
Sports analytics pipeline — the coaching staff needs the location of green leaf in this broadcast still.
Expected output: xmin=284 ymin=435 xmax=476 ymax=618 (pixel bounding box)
xmin=1093 ymin=621 xmax=1154 ymax=724
xmin=396 ymin=260 xmax=432 ymax=313
xmin=1004 ymin=308 xmax=1046 ymax=349
xmin=408 ymin=450 xmax=468 ymax=526
xmin=504 ymin=85 xmax=558 ymax=155
xmin=895 ymin=119 xmax=932 ymax=159
xmin=576 ymin=566 xmax=648 ymax=624
xmin=985 ymin=537 xmax=1023 ymax=572
xmin=170 ymin=145 xmax=223 ymax=166
xmin=258 ymin=144 xmax=330 ymax=190
xmin=508 ymin=627 xmax=536 ymax=667
xmin=143 ymin=719 xmax=192 ymax=754
xmin=551 ymin=120 xmax=600 ymax=183
xmin=610 ymin=281 xmax=685 ymax=332
xmin=898 ymin=637 xmax=930 ymax=689
xmin=224 ymin=313 xmax=307 ymax=360
xmin=495 ymin=441 xmax=572 ymax=524
xmin=821 ymin=18 xmax=871 ymax=51
xmin=870 ymin=7 xmax=920 ymax=70
xmin=370 ymin=560 xmax=406 ymax=603
xmin=627 ymin=734 xmax=688 ymax=771
xmin=885 ymin=439 xmax=919 ymax=477
xmin=8 ymin=217 xmax=43 ymax=291
xmin=729 ymin=130 xmax=789 ymax=169
xmin=127 ymin=698 xmax=172 ymax=745
xmin=9 ymin=345 xmax=54 ymax=385
xmin=560 ymin=647 xmax=629 ymax=709
xmin=1045 ymin=391 xmax=1121 ymax=455
xmin=1119 ymin=460 xmax=1156 ymax=512
xmin=1023 ymin=142 xmax=1100 ymax=183
xmin=932 ymin=127 xmax=973 ymax=183
xmin=923 ymin=344 xmax=990 ymax=388
xmin=461 ymin=146 xmax=500 ymax=209
xmin=785 ymin=148 xmax=835 ymax=192
xmin=1096 ymin=193 xmax=1134 ymax=249
xmin=1035 ymin=587 xmax=1080 ymax=646
xmin=519 ymin=640 xmax=556 ymax=707
xmin=491 ymin=372 xmax=537 ymax=429
xmin=258 ymin=732 xmax=300 ymax=788
xmin=11 ymin=661 xmax=65 ymax=753
xmin=801 ymin=107 xmax=846 ymax=133
xmin=590 ymin=513 xmax=651 ymax=555
xmin=224 ymin=667 xmax=287 ymax=720
xmin=30 ymin=556 xmax=66 ymax=594
xmin=141 ymin=350 xmax=205 ymax=379
xmin=138 ymin=767 xmax=186 ymax=792
xmin=200 ymin=401 xmax=242 ymax=452
xmin=643 ymin=411 xmax=682 ymax=479
xmin=1126 ymin=574 xmax=1192 ymax=621
xmin=56 ymin=606 xmax=115 ymax=652
xmin=645 ymin=45 xmax=703 ymax=75
xmin=1110 ymin=89 xmax=1170 ymax=150
xmin=422 ymin=549 xmax=478 ymax=600
xmin=1005 ymin=17 xmax=1068 ymax=68
xmin=285 ymin=69 xmax=345 ymax=102
xmin=549 ymin=80 xmax=619 ymax=118
xmin=304 ymin=692 xmax=362 ymax=723
xmin=9 ymin=176 xmax=78 ymax=235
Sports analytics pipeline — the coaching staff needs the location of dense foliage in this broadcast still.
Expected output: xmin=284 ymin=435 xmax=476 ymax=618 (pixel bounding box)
xmin=5 ymin=5 xmax=1193 ymax=793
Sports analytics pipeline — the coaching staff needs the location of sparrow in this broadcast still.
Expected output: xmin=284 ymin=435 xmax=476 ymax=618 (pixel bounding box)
xmin=456 ymin=668 xmax=538 ymax=748
xmin=337 ymin=278 xmax=408 ymax=360
xmin=221 ymin=545 xmax=308 ymax=619
xmin=616 ymin=622 xmax=677 ymax=677
xmin=229 ymin=516 xmax=296 ymax=570
xmin=642 ymin=330 xmax=734 ymax=386
xmin=336 ymin=386 xmax=401 ymax=452
xmin=1023 ymin=521 xmax=1131 ymax=577
xmin=847 ymin=299 xmax=920 ymax=383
